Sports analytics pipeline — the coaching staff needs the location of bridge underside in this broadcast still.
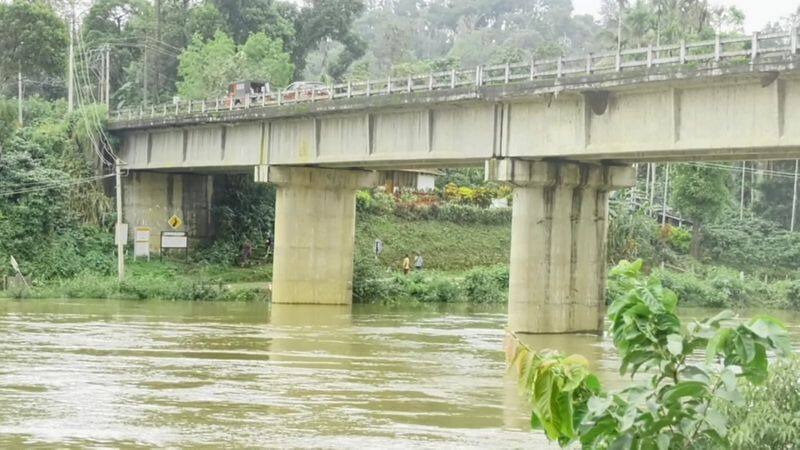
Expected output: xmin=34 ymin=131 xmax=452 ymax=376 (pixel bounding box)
xmin=115 ymin=62 xmax=800 ymax=334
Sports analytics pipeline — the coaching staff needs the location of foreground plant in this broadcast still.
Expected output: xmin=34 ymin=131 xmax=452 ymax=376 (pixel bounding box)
xmin=512 ymin=259 xmax=793 ymax=449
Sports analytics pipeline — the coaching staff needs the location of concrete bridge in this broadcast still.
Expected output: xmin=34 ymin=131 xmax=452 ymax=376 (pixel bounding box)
xmin=109 ymin=30 xmax=800 ymax=334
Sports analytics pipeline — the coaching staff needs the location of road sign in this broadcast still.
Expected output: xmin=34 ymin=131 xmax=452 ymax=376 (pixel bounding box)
xmin=167 ymin=215 xmax=183 ymax=229
xmin=160 ymin=231 xmax=189 ymax=261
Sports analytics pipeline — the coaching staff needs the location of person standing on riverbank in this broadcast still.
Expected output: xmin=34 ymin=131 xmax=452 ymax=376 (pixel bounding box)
xmin=402 ymin=254 xmax=411 ymax=275
xmin=414 ymin=253 xmax=424 ymax=271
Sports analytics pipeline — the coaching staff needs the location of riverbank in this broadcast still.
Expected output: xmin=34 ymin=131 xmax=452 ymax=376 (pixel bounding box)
xmin=1 ymin=260 xmax=271 ymax=301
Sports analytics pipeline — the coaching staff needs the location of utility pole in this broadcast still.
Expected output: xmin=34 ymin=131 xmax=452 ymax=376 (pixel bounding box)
xmin=17 ymin=70 xmax=22 ymax=126
xmin=67 ymin=1 xmax=75 ymax=113
xmin=155 ymin=0 xmax=162 ymax=104
xmin=792 ymin=159 xmax=799 ymax=232
xmin=649 ymin=163 xmax=656 ymax=207
xmin=104 ymin=45 xmax=111 ymax=109
xmin=143 ymin=44 xmax=148 ymax=106
xmin=739 ymin=161 xmax=746 ymax=219
xmin=115 ymin=159 xmax=125 ymax=281
xmin=661 ymin=163 xmax=670 ymax=226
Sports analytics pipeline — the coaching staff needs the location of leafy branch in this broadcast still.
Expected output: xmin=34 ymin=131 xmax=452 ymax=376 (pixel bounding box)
xmin=512 ymin=259 xmax=793 ymax=449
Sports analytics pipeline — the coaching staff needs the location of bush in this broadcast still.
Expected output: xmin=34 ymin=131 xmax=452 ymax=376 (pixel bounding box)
xmin=403 ymin=272 xmax=462 ymax=303
xmin=721 ymin=356 xmax=800 ymax=450
xmin=463 ymin=265 xmax=508 ymax=303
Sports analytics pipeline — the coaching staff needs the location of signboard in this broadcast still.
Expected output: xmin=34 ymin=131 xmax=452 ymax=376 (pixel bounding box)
xmin=134 ymin=227 xmax=151 ymax=261
xmin=161 ymin=231 xmax=188 ymax=249
xmin=160 ymin=231 xmax=188 ymax=261
xmin=167 ymin=215 xmax=183 ymax=230
xmin=374 ymin=239 xmax=383 ymax=257
xmin=114 ymin=223 xmax=129 ymax=246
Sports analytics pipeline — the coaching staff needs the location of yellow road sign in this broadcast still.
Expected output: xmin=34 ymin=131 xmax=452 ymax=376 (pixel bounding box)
xmin=167 ymin=215 xmax=183 ymax=230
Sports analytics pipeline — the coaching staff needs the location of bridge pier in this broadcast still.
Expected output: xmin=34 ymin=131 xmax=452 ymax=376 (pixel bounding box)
xmin=488 ymin=160 xmax=634 ymax=334
xmin=259 ymin=166 xmax=377 ymax=305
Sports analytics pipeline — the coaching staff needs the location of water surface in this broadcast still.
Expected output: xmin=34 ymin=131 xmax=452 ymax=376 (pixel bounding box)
xmin=0 ymin=300 xmax=796 ymax=448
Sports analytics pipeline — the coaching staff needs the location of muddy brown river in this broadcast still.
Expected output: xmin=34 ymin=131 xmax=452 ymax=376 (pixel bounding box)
xmin=0 ymin=299 xmax=797 ymax=448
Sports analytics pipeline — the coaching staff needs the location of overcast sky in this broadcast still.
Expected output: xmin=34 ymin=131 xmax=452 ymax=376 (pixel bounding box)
xmin=572 ymin=0 xmax=799 ymax=31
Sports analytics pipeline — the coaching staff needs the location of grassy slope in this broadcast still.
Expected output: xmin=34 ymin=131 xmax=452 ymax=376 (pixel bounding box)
xmin=355 ymin=214 xmax=511 ymax=271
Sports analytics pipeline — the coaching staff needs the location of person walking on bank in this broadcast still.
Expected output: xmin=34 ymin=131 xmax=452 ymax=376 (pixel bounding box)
xmin=414 ymin=252 xmax=424 ymax=271
xmin=402 ymin=254 xmax=411 ymax=275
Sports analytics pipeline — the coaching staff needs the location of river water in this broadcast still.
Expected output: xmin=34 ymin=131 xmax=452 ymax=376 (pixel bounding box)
xmin=0 ymin=299 xmax=797 ymax=448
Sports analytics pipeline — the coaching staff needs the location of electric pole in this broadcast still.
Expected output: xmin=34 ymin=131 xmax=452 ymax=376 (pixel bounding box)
xmin=792 ymin=160 xmax=799 ymax=232
xmin=116 ymin=159 xmax=125 ymax=281
xmin=739 ymin=161 xmax=746 ymax=219
xmin=662 ymin=163 xmax=670 ymax=226
xmin=17 ymin=69 xmax=22 ymax=126
xmin=155 ymin=0 xmax=162 ymax=104
xmin=143 ymin=43 xmax=148 ymax=106
xmin=67 ymin=1 xmax=75 ymax=113
xmin=103 ymin=45 xmax=111 ymax=109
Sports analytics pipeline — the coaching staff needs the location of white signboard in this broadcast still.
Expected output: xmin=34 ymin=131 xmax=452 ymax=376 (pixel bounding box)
xmin=134 ymin=227 xmax=151 ymax=260
xmin=161 ymin=231 xmax=188 ymax=249
xmin=115 ymin=223 xmax=129 ymax=246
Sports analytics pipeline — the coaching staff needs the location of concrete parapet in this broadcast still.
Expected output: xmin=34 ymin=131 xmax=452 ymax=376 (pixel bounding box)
xmin=268 ymin=167 xmax=377 ymax=305
xmin=489 ymin=159 xmax=634 ymax=334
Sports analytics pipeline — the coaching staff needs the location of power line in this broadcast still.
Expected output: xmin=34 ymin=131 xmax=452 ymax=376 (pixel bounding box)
xmin=0 ymin=174 xmax=115 ymax=197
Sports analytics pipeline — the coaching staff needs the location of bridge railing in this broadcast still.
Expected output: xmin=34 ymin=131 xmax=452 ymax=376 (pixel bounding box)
xmin=111 ymin=28 xmax=800 ymax=123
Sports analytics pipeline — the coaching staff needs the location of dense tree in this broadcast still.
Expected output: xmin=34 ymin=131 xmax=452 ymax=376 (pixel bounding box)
xmin=176 ymin=31 xmax=293 ymax=99
xmin=237 ymin=32 xmax=294 ymax=87
xmin=176 ymin=30 xmax=236 ymax=99
xmin=671 ymin=164 xmax=730 ymax=257
xmin=0 ymin=1 xmax=68 ymax=94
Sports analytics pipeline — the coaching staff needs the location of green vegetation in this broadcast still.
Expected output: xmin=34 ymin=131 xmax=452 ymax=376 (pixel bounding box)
xmin=513 ymin=260 xmax=794 ymax=449
xmin=4 ymin=260 xmax=269 ymax=301
xmin=721 ymin=356 xmax=800 ymax=449
xmin=177 ymin=31 xmax=294 ymax=99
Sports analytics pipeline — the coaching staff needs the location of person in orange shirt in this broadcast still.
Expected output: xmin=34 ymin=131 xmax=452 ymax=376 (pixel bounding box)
xmin=402 ymin=254 xmax=411 ymax=275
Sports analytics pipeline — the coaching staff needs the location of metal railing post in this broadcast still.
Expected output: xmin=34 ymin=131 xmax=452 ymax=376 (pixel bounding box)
xmin=347 ymin=81 xmax=352 ymax=98
xmin=556 ymin=56 xmax=563 ymax=78
xmin=386 ymin=76 xmax=392 ymax=94
xmin=751 ymin=32 xmax=759 ymax=64
xmin=714 ymin=33 xmax=721 ymax=62
xmin=163 ymin=104 xmax=167 ymax=115
xmin=278 ymin=90 xmax=283 ymax=105
xmin=615 ymin=49 xmax=622 ymax=72
xmin=792 ymin=26 xmax=798 ymax=54
xmin=475 ymin=66 xmax=482 ymax=86
xmin=586 ymin=53 xmax=592 ymax=74
xmin=428 ymin=73 xmax=434 ymax=90
xmin=504 ymin=62 xmax=510 ymax=83
xmin=647 ymin=45 xmax=653 ymax=68
xmin=366 ymin=81 xmax=372 ymax=96
xmin=450 ymin=69 xmax=456 ymax=88
xmin=407 ymin=76 xmax=412 ymax=93
xmin=202 ymin=100 xmax=206 ymax=113
xmin=529 ymin=58 xmax=536 ymax=80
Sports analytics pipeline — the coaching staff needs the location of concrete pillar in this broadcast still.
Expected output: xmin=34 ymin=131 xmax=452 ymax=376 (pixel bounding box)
xmin=488 ymin=160 xmax=634 ymax=334
xmin=260 ymin=166 xmax=377 ymax=305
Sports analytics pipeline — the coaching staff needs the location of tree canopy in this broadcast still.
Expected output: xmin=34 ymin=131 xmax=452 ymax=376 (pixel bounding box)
xmin=176 ymin=31 xmax=293 ymax=99
xmin=0 ymin=0 xmax=68 ymax=88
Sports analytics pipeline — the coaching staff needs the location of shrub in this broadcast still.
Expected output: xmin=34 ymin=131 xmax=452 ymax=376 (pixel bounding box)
xmin=721 ymin=356 xmax=800 ymax=450
xmin=405 ymin=272 xmax=461 ymax=303
xmin=463 ymin=265 xmax=508 ymax=303
xmin=355 ymin=190 xmax=373 ymax=212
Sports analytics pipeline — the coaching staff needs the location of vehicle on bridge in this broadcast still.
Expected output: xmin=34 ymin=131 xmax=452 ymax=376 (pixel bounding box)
xmin=226 ymin=80 xmax=271 ymax=107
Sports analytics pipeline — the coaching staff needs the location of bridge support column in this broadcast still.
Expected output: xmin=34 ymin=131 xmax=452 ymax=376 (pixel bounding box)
xmin=488 ymin=160 xmax=634 ymax=334
xmin=260 ymin=166 xmax=377 ymax=305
